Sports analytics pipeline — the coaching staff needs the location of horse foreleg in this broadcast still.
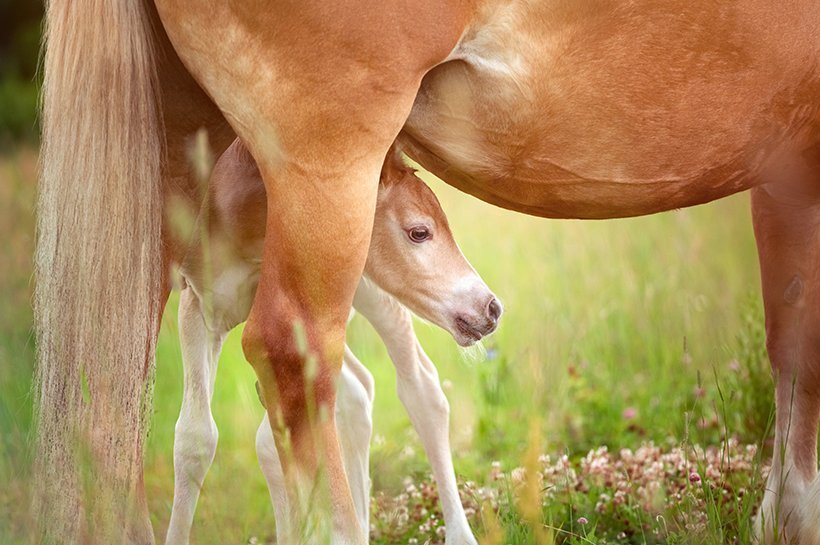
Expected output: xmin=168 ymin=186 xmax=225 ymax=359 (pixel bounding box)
xmin=353 ymin=281 xmax=477 ymax=545
xmin=239 ymin=153 xmax=388 ymax=544
xmin=256 ymin=354 xmax=374 ymax=542
xmin=752 ymin=185 xmax=820 ymax=544
xmin=166 ymin=286 xmax=226 ymax=545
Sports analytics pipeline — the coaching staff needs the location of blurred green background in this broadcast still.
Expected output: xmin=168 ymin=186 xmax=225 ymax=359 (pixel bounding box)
xmin=0 ymin=5 xmax=775 ymax=544
xmin=0 ymin=0 xmax=42 ymax=145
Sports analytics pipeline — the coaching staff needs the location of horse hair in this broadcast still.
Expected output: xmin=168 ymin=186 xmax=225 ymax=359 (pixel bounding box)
xmin=34 ymin=0 xmax=163 ymax=541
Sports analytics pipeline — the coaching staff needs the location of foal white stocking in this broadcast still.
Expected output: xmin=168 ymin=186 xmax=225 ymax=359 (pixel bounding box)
xmin=353 ymin=280 xmax=477 ymax=545
xmin=166 ymin=287 xmax=226 ymax=545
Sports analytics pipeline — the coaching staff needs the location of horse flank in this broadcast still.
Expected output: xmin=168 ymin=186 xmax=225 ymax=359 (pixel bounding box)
xmin=35 ymin=0 xmax=163 ymax=541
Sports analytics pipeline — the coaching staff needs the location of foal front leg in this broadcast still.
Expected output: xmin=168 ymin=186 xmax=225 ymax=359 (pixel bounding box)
xmin=353 ymin=280 xmax=477 ymax=545
xmin=166 ymin=286 xmax=227 ymax=545
xmin=752 ymin=185 xmax=820 ymax=544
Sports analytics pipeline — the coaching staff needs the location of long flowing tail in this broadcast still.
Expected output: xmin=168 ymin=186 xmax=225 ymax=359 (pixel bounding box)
xmin=35 ymin=0 xmax=162 ymax=542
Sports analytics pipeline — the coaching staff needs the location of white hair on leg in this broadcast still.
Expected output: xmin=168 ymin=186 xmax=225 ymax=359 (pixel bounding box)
xmin=166 ymin=286 xmax=226 ymax=545
xmin=353 ymin=279 xmax=478 ymax=545
xmin=800 ymin=476 xmax=820 ymax=544
xmin=256 ymin=412 xmax=292 ymax=544
xmin=336 ymin=349 xmax=375 ymax=534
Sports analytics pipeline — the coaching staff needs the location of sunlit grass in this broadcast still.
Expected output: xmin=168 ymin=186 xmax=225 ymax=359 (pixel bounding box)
xmin=1 ymin=148 xmax=772 ymax=544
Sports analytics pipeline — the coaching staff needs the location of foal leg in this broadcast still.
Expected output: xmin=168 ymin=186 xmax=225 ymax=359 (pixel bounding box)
xmin=256 ymin=352 xmax=374 ymax=542
xmin=353 ymin=280 xmax=477 ymax=545
xmin=335 ymin=347 xmax=376 ymax=534
xmin=256 ymin=411 xmax=293 ymax=545
xmin=166 ymin=286 xmax=226 ymax=545
xmin=752 ymin=184 xmax=820 ymax=544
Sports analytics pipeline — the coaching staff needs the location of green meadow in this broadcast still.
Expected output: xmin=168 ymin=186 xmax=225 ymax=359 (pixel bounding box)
xmin=1 ymin=148 xmax=774 ymax=544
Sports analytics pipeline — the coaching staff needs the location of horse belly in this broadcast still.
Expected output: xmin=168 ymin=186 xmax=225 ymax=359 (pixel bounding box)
xmin=403 ymin=0 xmax=820 ymax=219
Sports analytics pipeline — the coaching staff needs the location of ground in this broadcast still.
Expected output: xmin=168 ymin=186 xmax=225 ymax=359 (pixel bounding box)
xmin=0 ymin=148 xmax=775 ymax=544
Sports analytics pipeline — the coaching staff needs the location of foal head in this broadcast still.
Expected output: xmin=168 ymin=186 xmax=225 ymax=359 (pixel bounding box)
xmin=365 ymin=151 xmax=502 ymax=346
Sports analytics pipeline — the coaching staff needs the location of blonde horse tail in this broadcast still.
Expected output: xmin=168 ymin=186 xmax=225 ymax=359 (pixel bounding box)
xmin=35 ymin=0 xmax=162 ymax=542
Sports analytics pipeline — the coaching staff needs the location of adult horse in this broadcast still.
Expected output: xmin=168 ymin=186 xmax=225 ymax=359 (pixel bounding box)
xmin=35 ymin=1 xmax=819 ymax=544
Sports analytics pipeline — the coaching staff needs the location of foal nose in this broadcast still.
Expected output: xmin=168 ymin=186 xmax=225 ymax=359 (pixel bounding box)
xmin=486 ymin=297 xmax=503 ymax=324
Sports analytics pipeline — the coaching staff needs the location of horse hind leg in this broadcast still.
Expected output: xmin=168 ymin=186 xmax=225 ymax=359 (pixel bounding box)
xmin=751 ymin=183 xmax=820 ymax=544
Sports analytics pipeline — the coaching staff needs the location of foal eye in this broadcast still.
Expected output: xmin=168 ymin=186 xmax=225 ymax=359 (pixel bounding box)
xmin=408 ymin=226 xmax=431 ymax=243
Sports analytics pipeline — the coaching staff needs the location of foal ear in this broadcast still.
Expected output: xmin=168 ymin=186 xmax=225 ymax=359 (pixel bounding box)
xmin=379 ymin=142 xmax=409 ymax=187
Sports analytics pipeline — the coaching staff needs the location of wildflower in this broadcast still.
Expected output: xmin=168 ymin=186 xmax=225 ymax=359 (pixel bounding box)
xmin=510 ymin=467 xmax=527 ymax=485
xmin=489 ymin=460 xmax=503 ymax=481
xmin=577 ymin=516 xmax=589 ymax=525
xmin=623 ymin=407 xmax=637 ymax=420
xmin=689 ymin=472 xmax=701 ymax=483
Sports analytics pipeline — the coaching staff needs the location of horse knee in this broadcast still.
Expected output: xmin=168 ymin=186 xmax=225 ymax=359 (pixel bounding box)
xmin=766 ymin=323 xmax=820 ymax=399
xmin=432 ymin=384 xmax=450 ymax=417
xmin=241 ymin=305 xmax=345 ymax=422
xmin=398 ymin=373 xmax=450 ymax=421
xmin=174 ymin=413 xmax=218 ymax=473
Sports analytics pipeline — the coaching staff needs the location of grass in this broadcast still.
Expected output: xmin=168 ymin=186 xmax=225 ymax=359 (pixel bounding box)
xmin=0 ymin=147 xmax=775 ymax=544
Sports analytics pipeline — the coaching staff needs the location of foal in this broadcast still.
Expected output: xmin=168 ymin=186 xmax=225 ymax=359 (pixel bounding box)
xmin=166 ymin=139 xmax=501 ymax=545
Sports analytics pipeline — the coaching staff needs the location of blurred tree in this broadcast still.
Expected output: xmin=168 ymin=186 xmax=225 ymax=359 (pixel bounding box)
xmin=0 ymin=0 xmax=43 ymax=145
xmin=0 ymin=0 xmax=43 ymax=78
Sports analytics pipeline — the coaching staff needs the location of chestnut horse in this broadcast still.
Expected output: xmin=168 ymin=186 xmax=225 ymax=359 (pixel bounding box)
xmin=35 ymin=0 xmax=820 ymax=544
xmin=167 ymin=138 xmax=497 ymax=544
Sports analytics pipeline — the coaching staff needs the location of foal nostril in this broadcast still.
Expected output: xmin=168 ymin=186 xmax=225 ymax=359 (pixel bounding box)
xmin=487 ymin=297 xmax=502 ymax=322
